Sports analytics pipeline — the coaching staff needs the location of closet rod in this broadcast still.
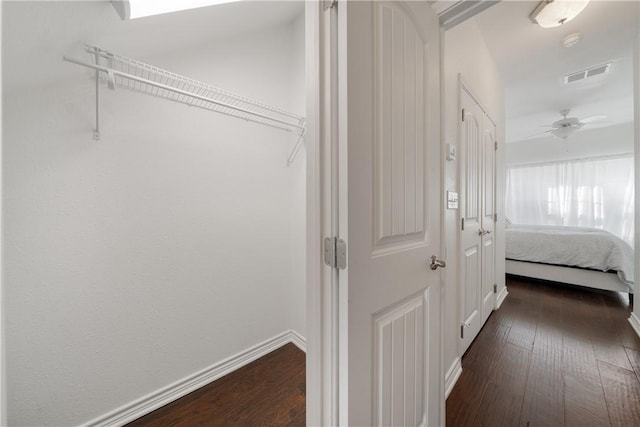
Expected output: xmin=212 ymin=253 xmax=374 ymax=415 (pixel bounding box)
xmin=63 ymin=56 xmax=306 ymax=133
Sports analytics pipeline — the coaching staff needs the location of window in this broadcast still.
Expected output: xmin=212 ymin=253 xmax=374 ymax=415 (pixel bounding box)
xmin=506 ymin=155 xmax=634 ymax=246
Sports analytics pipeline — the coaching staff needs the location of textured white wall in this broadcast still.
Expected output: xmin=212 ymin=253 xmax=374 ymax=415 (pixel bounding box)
xmin=506 ymin=122 xmax=634 ymax=166
xmin=443 ymin=19 xmax=505 ymax=381
xmin=3 ymin=5 xmax=305 ymax=427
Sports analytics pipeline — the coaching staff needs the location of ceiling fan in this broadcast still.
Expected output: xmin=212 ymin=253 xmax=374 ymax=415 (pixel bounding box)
xmin=528 ymin=109 xmax=608 ymax=140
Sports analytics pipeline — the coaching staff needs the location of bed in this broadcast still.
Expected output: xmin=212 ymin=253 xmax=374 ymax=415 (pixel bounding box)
xmin=505 ymin=224 xmax=634 ymax=295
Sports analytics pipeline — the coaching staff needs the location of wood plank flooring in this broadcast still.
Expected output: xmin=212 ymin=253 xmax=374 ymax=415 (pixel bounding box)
xmin=447 ymin=276 xmax=640 ymax=427
xmin=126 ymin=343 xmax=305 ymax=427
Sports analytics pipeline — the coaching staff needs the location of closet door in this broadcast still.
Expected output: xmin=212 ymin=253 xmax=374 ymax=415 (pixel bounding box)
xmin=480 ymin=115 xmax=496 ymax=324
xmin=459 ymin=87 xmax=484 ymax=354
xmin=459 ymin=84 xmax=497 ymax=355
xmin=341 ymin=1 xmax=442 ymax=425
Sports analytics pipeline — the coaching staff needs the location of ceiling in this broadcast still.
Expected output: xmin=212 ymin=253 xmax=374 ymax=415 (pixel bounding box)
xmin=472 ymin=0 xmax=639 ymax=143
xmin=2 ymin=1 xmax=304 ymax=96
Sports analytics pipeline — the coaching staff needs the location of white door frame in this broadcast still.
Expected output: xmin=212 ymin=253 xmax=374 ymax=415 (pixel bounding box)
xmin=305 ymin=1 xmax=342 ymax=426
xmin=308 ymin=1 xmax=444 ymax=425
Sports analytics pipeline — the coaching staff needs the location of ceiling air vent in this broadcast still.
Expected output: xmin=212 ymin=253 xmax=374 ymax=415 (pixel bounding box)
xmin=586 ymin=64 xmax=610 ymax=77
xmin=565 ymin=71 xmax=586 ymax=83
xmin=564 ymin=63 xmax=611 ymax=84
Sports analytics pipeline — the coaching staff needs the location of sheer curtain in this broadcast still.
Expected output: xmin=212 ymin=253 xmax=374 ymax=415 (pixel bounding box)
xmin=505 ymin=155 xmax=634 ymax=247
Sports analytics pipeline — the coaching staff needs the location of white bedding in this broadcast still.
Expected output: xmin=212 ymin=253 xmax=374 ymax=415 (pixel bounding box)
xmin=505 ymin=224 xmax=634 ymax=285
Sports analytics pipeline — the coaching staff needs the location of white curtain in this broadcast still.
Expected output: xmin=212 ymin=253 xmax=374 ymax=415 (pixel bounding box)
xmin=505 ymin=155 xmax=635 ymax=247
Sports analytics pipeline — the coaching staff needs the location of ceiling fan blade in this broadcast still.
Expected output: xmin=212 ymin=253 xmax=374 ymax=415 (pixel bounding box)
xmin=523 ymin=129 xmax=553 ymax=139
xmin=580 ymin=114 xmax=607 ymax=124
xmin=583 ymin=121 xmax=613 ymax=126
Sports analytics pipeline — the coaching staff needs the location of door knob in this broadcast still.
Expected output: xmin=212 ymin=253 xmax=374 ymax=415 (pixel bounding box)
xmin=430 ymin=255 xmax=446 ymax=270
xmin=478 ymin=228 xmax=492 ymax=236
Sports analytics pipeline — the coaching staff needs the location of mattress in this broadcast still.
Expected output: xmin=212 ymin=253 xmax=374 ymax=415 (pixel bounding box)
xmin=505 ymin=224 xmax=634 ymax=285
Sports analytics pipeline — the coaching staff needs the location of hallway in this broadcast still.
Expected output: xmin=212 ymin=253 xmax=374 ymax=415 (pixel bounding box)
xmin=446 ymin=276 xmax=640 ymax=426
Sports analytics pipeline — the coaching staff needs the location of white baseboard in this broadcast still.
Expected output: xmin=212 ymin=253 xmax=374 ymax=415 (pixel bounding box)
xmin=629 ymin=313 xmax=640 ymax=339
xmin=83 ymin=330 xmax=305 ymax=427
xmin=289 ymin=329 xmax=307 ymax=352
xmin=496 ymin=286 xmax=509 ymax=309
xmin=444 ymin=357 xmax=462 ymax=399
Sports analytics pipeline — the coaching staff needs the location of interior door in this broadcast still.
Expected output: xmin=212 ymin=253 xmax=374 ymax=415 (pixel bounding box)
xmin=480 ymin=116 xmax=496 ymax=324
xmin=459 ymin=87 xmax=483 ymax=354
xmin=340 ymin=1 xmax=442 ymax=425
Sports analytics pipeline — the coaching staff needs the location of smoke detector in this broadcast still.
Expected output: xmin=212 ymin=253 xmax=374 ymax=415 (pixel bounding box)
xmin=562 ymin=33 xmax=582 ymax=48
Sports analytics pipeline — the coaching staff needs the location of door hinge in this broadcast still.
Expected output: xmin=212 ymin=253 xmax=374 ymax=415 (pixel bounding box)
xmin=460 ymin=324 xmax=464 ymax=339
xmin=324 ymin=237 xmax=346 ymax=270
xmin=494 ymin=213 xmax=498 ymax=223
xmin=495 ymin=140 xmax=498 ymax=151
xmin=324 ymin=0 xmax=338 ymax=10
xmin=462 ymin=108 xmax=465 ymax=122
xmin=493 ymin=283 xmax=498 ymax=293
xmin=461 ymin=218 xmax=465 ymax=230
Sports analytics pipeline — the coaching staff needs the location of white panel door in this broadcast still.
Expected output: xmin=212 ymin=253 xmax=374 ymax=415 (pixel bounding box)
xmin=340 ymin=1 xmax=442 ymax=425
xmin=480 ymin=115 xmax=496 ymax=324
xmin=459 ymin=84 xmax=497 ymax=354
xmin=459 ymin=87 xmax=484 ymax=354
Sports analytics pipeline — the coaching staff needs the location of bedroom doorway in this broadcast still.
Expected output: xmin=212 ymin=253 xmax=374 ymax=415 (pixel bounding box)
xmin=451 ymin=0 xmax=639 ymax=358
xmin=442 ymin=1 xmax=640 ymax=425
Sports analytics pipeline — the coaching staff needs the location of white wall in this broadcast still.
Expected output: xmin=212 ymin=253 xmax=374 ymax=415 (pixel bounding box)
xmin=3 ymin=4 xmax=305 ymax=426
xmin=506 ymin=122 xmax=634 ymax=166
xmin=443 ymin=18 xmax=504 ymax=383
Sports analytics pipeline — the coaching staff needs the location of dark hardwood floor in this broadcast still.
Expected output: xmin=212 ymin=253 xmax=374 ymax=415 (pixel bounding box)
xmin=447 ymin=276 xmax=640 ymax=427
xmin=126 ymin=343 xmax=305 ymax=427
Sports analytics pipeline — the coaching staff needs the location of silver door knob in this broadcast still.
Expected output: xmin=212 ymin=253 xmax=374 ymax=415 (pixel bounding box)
xmin=478 ymin=228 xmax=492 ymax=236
xmin=430 ymin=255 xmax=446 ymax=270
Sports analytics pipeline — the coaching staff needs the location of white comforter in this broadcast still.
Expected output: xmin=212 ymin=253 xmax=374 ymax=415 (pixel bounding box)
xmin=505 ymin=224 xmax=634 ymax=285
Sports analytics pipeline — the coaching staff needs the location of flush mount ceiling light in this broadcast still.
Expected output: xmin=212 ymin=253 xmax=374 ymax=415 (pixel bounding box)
xmin=112 ymin=0 xmax=243 ymax=20
xmin=529 ymin=0 xmax=590 ymax=28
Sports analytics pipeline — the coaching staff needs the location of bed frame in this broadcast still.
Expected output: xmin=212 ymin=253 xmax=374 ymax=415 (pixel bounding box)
xmin=506 ymin=259 xmax=632 ymax=294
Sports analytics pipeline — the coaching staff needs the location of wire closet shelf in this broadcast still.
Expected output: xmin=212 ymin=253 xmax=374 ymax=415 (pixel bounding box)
xmin=63 ymin=46 xmax=306 ymax=165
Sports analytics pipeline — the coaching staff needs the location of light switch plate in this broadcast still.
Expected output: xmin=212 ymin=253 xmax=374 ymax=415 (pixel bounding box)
xmin=447 ymin=191 xmax=459 ymax=209
xmin=446 ymin=143 xmax=456 ymax=161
